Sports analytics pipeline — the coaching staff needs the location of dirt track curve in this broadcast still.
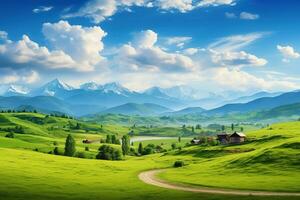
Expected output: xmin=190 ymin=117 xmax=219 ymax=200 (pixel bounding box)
xmin=138 ymin=169 xmax=300 ymax=196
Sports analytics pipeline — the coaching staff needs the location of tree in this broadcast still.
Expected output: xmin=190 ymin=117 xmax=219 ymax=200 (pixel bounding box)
xmin=240 ymin=127 xmax=244 ymax=132
xmin=96 ymin=145 xmax=122 ymax=160
xmin=106 ymin=135 xmax=112 ymax=143
xmin=231 ymin=123 xmax=234 ymax=131
xmin=75 ymin=123 xmax=81 ymax=130
xmin=111 ymin=135 xmax=117 ymax=144
xmin=138 ymin=142 xmax=143 ymax=155
xmin=221 ymin=125 xmax=225 ymax=131
xmin=64 ymin=134 xmax=76 ymax=157
xmin=178 ymin=136 xmax=181 ymax=143
xmin=121 ymin=135 xmax=130 ymax=156
xmin=191 ymin=126 xmax=195 ymax=133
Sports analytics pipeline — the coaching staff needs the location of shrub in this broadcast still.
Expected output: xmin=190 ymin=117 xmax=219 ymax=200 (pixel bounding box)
xmin=53 ymin=147 xmax=60 ymax=155
xmin=85 ymin=146 xmax=89 ymax=151
xmin=174 ymin=160 xmax=184 ymax=168
xmin=96 ymin=145 xmax=122 ymax=160
xmin=77 ymin=152 xmax=87 ymax=158
xmin=53 ymin=141 xmax=58 ymax=146
xmin=5 ymin=132 xmax=14 ymax=138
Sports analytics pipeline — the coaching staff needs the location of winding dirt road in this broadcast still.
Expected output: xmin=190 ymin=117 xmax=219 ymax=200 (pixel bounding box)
xmin=138 ymin=169 xmax=300 ymax=196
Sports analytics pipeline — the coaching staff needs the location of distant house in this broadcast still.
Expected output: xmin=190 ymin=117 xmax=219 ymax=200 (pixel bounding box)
xmin=191 ymin=139 xmax=201 ymax=145
xmin=217 ymin=132 xmax=246 ymax=144
xmin=217 ymin=133 xmax=230 ymax=144
xmin=82 ymin=139 xmax=93 ymax=144
xmin=229 ymin=132 xmax=246 ymax=144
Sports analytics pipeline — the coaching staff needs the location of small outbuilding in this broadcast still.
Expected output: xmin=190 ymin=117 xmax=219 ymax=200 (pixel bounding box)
xmin=229 ymin=132 xmax=246 ymax=144
xmin=191 ymin=139 xmax=201 ymax=145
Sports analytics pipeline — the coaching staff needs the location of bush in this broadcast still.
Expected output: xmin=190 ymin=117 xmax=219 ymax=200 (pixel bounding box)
xmin=53 ymin=141 xmax=58 ymax=146
xmin=174 ymin=160 xmax=184 ymax=168
xmin=96 ymin=145 xmax=122 ymax=160
xmin=85 ymin=146 xmax=89 ymax=151
xmin=53 ymin=147 xmax=60 ymax=155
xmin=77 ymin=152 xmax=87 ymax=158
xmin=5 ymin=132 xmax=14 ymax=138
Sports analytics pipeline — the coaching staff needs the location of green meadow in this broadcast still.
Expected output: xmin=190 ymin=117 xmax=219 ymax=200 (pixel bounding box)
xmin=0 ymin=112 xmax=299 ymax=200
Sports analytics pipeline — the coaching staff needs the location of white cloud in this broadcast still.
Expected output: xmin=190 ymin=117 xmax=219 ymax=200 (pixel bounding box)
xmin=0 ymin=69 xmax=39 ymax=84
xmin=33 ymin=6 xmax=53 ymax=13
xmin=209 ymin=32 xmax=267 ymax=51
xmin=210 ymin=50 xmax=267 ymax=67
xmin=197 ymin=0 xmax=236 ymax=7
xmin=183 ymin=48 xmax=199 ymax=55
xmin=42 ymin=20 xmax=107 ymax=71
xmin=114 ymin=30 xmax=196 ymax=72
xmin=211 ymin=67 xmax=298 ymax=92
xmin=63 ymin=0 xmax=238 ymax=23
xmin=240 ymin=12 xmax=259 ymax=20
xmin=165 ymin=36 xmax=192 ymax=48
xmin=277 ymin=45 xmax=300 ymax=62
xmin=133 ymin=30 xmax=158 ymax=48
xmin=225 ymin=12 xmax=236 ymax=19
xmin=0 ymin=31 xmax=8 ymax=41
xmin=155 ymin=0 xmax=194 ymax=12
xmin=0 ymin=34 xmax=76 ymax=70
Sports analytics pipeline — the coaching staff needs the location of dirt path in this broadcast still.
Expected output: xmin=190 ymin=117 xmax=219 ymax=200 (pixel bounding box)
xmin=138 ymin=169 xmax=300 ymax=196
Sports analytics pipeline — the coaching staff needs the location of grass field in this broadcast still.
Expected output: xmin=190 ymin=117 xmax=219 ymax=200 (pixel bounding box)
xmin=0 ymin=112 xmax=300 ymax=200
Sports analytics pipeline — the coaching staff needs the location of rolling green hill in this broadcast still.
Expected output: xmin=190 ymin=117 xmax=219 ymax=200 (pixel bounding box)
xmin=0 ymin=112 xmax=299 ymax=200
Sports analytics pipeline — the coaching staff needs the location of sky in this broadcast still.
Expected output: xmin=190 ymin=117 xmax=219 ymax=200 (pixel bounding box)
xmin=0 ymin=0 xmax=300 ymax=96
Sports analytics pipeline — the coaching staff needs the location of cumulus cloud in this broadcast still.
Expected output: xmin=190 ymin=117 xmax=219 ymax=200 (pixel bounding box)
xmin=42 ymin=20 xmax=107 ymax=71
xmin=114 ymin=30 xmax=195 ymax=72
xmin=210 ymin=50 xmax=267 ymax=67
xmin=183 ymin=48 xmax=199 ymax=55
xmin=63 ymin=0 xmax=238 ymax=23
xmin=0 ymin=34 xmax=76 ymax=70
xmin=0 ymin=31 xmax=8 ymax=41
xmin=211 ymin=67 xmax=298 ymax=92
xmin=0 ymin=69 xmax=39 ymax=84
xmin=240 ymin=12 xmax=259 ymax=20
xmin=277 ymin=45 xmax=300 ymax=62
xmin=33 ymin=6 xmax=53 ymax=13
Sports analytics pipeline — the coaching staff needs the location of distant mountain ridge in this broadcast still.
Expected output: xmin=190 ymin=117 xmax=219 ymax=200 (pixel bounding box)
xmin=100 ymin=103 xmax=172 ymax=116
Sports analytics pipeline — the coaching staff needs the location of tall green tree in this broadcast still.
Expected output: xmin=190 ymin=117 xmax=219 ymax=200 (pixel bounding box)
xmin=178 ymin=136 xmax=181 ymax=143
xmin=138 ymin=142 xmax=143 ymax=155
xmin=231 ymin=123 xmax=234 ymax=131
xmin=111 ymin=135 xmax=117 ymax=144
xmin=121 ymin=135 xmax=130 ymax=156
xmin=64 ymin=134 xmax=76 ymax=157
xmin=106 ymin=134 xmax=112 ymax=143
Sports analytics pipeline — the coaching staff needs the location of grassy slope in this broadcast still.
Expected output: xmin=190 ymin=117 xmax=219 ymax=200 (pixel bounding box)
xmin=159 ymin=121 xmax=300 ymax=192
xmin=0 ymin=112 xmax=300 ymax=200
xmin=0 ymin=148 xmax=299 ymax=200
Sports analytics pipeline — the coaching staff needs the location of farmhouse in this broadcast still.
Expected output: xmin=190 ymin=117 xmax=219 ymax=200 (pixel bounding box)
xmin=217 ymin=132 xmax=246 ymax=144
xmin=229 ymin=132 xmax=246 ymax=144
xmin=217 ymin=133 xmax=230 ymax=144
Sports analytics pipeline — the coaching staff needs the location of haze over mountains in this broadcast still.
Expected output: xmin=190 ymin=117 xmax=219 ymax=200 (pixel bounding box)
xmin=0 ymin=79 xmax=299 ymax=120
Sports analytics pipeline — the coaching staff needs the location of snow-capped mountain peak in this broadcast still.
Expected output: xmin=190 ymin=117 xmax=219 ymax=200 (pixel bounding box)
xmin=45 ymin=79 xmax=73 ymax=91
xmin=102 ymin=82 xmax=130 ymax=94
xmin=80 ymin=82 xmax=100 ymax=90
xmin=4 ymin=85 xmax=30 ymax=96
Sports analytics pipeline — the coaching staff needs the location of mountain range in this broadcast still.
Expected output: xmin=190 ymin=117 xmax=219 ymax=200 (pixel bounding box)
xmin=0 ymin=79 xmax=299 ymax=119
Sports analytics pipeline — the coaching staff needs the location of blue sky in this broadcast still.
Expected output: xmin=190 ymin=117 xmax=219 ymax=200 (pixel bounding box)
xmin=0 ymin=0 xmax=300 ymax=96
